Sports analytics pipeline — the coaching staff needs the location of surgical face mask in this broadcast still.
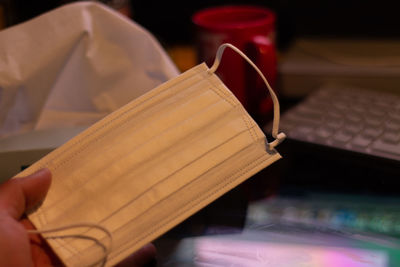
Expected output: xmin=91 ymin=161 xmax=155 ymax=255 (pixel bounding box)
xmin=20 ymin=43 xmax=286 ymax=267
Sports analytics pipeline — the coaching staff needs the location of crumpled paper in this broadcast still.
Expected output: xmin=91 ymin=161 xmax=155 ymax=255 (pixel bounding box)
xmin=0 ymin=2 xmax=179 ymax=138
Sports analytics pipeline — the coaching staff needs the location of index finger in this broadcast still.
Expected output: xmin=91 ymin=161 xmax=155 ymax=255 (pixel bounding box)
xmin=0 ymin=169 xmax=51 ymax=219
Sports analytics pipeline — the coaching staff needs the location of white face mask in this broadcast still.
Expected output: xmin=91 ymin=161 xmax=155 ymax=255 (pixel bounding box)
xmin=20 ymin=43 xmax=286 ymax=266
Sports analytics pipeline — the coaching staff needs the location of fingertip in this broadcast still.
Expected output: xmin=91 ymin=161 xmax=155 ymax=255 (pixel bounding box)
xmin=25 ymin=168 xmax=52 ymax=188
xmin=19 ymin=168 xmax=52 ymax=213
xmin=30 ymin=168 xmax=52 ymax=180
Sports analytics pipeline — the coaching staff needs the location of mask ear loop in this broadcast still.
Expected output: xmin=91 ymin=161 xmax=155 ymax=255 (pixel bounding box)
xmin=27 ymin=223 xmax=112 ymax=267
xmin=207 ymin=43 xmax=286 ymax=149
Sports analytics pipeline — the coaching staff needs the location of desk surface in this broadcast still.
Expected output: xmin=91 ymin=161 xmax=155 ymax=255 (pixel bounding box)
xmin=154 ymin=194 xmax=400 ymax=266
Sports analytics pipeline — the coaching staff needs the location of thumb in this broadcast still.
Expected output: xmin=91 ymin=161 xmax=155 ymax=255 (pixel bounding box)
xmin=0 ymin=169 xmax=52 ymax=219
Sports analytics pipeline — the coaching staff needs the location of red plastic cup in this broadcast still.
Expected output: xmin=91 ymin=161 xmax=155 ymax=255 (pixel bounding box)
xmin=192 ymin=5 xmax=277 ymax=122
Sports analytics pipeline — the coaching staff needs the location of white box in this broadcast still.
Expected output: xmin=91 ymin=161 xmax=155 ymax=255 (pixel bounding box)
xmin=0 ymin=127 xmax=87 ymax=183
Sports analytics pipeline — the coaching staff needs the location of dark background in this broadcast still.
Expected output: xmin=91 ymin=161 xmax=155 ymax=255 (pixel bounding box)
xmin=3 ymin=0 xmax=400 ymax=50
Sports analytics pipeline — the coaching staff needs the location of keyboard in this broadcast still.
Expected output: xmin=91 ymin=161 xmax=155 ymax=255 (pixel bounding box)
xmin=275 ymin=84 xmax=400 ymax=162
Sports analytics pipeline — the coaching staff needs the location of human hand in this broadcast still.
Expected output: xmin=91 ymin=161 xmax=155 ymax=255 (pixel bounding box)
xmin=0 ymin=168 xmax=61 ymax=266
xmin=0 ymin=169 xmax=157 ymax=266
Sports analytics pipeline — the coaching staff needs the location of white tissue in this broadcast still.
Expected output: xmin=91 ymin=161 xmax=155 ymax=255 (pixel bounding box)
xmin=0 ymin=2 xmax=179 ymax=137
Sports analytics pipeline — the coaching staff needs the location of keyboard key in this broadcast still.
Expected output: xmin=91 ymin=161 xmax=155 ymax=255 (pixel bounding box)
xmin=382 ymin=132 xmax=400 ymax=144
xmin=344 ymin=123 xmax=363 ymax=134
xmin=385 ymin=120 xmax=400 ymax=131
xmin=365 ymin=117 xmax=382 ymax=127
xmin=296 ymin=125 xmax=314 ymax=134
xmin=375 ymin=100 xmax=391 ymax=109
xmin=327 ymin=111 xmax=342 ymax=120
xmin=315 ymin=127 xmax=334 ymax=139
xmin=296 ymin=106 xmax=323 ymax=120
xmin=351 ymin=104 xmax=367 ymax=114
xmin=368 ymin=107 xmax=386 ymax=117
xmin=351 ymin=135 xmax=373 ymax=148
xmin=289 ymin=125 xmax=314 ymax=140
xmin=285 ymin=112 xmax=322 ymax=126
xmin=362 ymin=127 xmax=383 ymax=138
xmin=333 ymin=131 xmax=353 ymax=144
xmin=388 ymin=112 xmax=400 ymax=122
xmin=345 ymin=114 xmax=363 ymax=123
xmin=371 ymin=140 xmax=400 ymax=160
xmin=356 ymin=96 xmax=373 ymax=105
xmin=333 ymin=102 xmax=350 ymax=112
xmin=326 ymin=119 xmax=343 ymax=130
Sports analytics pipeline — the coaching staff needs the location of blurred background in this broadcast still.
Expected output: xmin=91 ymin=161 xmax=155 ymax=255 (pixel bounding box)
xmin=3 ymin=0 xmax=400 ymax=59
xmin=1 ymin=1 xmax=400 ymax=265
